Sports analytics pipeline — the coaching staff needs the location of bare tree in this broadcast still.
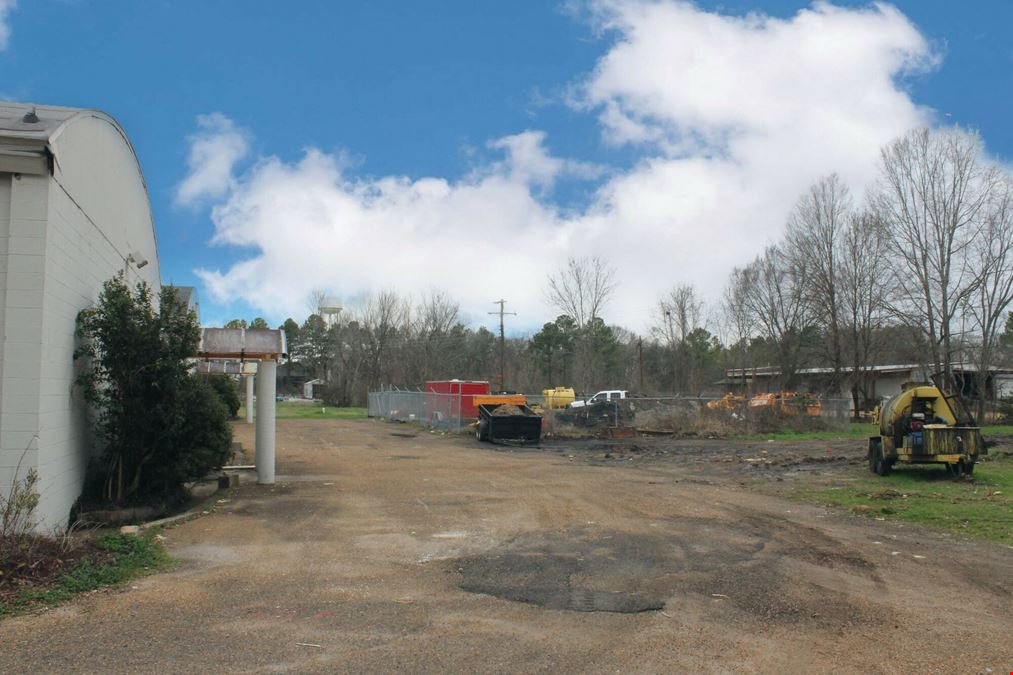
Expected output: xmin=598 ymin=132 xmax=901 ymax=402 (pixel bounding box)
xmin=545 ymin=257 xmax=617 ymax=393
xmin=838 ymin=210 xmax=891 ymax=416
xmin=873 ymin=127 xmax=1001 ymax=381
xmin=783 ymin=174 xmax=852 ymax=390
xmin=739 ymin=245 xmax=813 ymax=389
xmin=411 ymin=289 xmax=462 ymax=382
xmin=965 ymin=176 xmax=1013 ymax=421
xmin=654 ymin=284 xmax=703 ymax=393
xmin=721 ymin=268 xmax=755 ymax=392
xmin=360 ymin=290 xmax=411 ymax=389
xmin=545 ymin=256 xmax=617 ymax=327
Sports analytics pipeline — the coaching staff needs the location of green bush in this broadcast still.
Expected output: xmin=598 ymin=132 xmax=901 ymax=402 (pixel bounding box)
xmin=75 ymin=275 xmax=232 ymax=506
xmin=202 ymin=372 xmax=241 ymax=418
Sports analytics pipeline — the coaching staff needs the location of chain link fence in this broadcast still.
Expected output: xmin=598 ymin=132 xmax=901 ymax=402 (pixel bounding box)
xmin=368 ymin=388 xmax=858 ymax=436
xmin=367 ymin=388 xmax=468 ymax=431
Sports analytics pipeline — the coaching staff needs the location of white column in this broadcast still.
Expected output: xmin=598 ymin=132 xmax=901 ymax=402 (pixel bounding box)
xmin=245 ymin=374 xmax=255 ymax=424
xmin=255 ymin=360 xmax=277 ymax=485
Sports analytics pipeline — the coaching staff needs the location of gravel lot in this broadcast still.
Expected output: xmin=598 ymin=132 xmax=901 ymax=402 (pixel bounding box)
xmin=2 ymin=419 xmax=1010 ymax=673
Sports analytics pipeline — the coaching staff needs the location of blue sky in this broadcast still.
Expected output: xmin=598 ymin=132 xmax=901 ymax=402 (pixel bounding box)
xmin=1 ymin=1 xmax=1010 ymax=333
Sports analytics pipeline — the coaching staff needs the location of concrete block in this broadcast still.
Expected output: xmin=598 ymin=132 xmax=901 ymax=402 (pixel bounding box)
xmin=2 ymin=305 xmax=44 ymax=329
xmin=7 ymin=236 xmax=46 ymax=255
xmin=0 ymin=358 xmax=41 ymax=379
xmin=4 ymin=271 xmax=44 ymax=291
xmin=5 ymin=287 xmax=44 ymax=308
xmin=3 ymin=314 xmax=45 ymax=339
xmin=10 ymin=177 xmax=49 ymax=220
xmin=2 ymin=339 xmax=43 ymax=363
xmin=7 ymin=253 xmax=45 ymax=273
xmin=9 ymin=219 xmax=46 ymax=238
xmin=0 ymin=413 xmax=40 ymax=432
xmin=1 ymin=393 xmax=43 ymax=414
xmin=0 ymin=435 xmax=39 ymax=462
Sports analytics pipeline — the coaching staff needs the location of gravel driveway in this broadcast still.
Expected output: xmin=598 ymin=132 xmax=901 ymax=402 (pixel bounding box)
xmin=3 ymin=419 xmax=1010 ymax=673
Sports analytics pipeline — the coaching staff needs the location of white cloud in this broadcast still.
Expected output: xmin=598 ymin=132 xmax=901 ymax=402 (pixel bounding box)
xmin=175 ymin=112 xmax=250 ymax=207
xmin=193 ymin=1 xmax=939 ymax=332
xmin=0 ymin=0 xmax=16 ymax=50
xmin=488 ymin=130 xmax=603 ymax=190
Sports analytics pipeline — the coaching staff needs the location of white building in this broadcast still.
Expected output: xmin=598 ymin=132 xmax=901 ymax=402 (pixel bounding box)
xmin=0 ymin=103 xmax=161 ymax=529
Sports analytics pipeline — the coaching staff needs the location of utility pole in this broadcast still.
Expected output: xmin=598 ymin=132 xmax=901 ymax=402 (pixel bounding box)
xmin=638 ymin=336 xmax=644 ymax=393
xmin=489 ymin=299 xmax=516 ymax=392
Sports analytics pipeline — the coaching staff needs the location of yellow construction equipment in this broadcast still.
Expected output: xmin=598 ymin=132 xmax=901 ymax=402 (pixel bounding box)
xmin=747 ymin=392 xmax=821 ymax=417
xmin=707 ymin=393 xmax=746 ymax=411
xmin=868 ymin=383 xmax=984 ymax=477
xmin=542 ymin=387 xmax=575 ymax=409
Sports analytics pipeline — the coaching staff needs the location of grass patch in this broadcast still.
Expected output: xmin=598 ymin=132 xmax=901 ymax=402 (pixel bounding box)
xmin=238 ymin=402 xmax=367 ymax=420
xmin=0 ymin=531 xmax=171 ymax=617
xmin=781 ymin=455 xmax=1013 ymax=545
xmin=735 ymin=424 xmax=877 ymax=442
xmin=737 ymin=423 xmax=1013 ymax=442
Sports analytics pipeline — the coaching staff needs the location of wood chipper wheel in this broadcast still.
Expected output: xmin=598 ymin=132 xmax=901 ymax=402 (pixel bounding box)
xmin=869 ymin=440 xmax=890 ymax=476
xmin=947 ymin=459 xmax=973 ymax=478
xmin=475 ymin=419 xmax=489 ymax=442
xmin=872 ymin=445 xmax=891 ymax=476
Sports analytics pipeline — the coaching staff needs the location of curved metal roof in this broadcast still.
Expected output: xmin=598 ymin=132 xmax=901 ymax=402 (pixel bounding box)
xmin=0 ymin=102 xmax=121 ymax=143
xmin=0 ymin=101 xmax=160 ymax=271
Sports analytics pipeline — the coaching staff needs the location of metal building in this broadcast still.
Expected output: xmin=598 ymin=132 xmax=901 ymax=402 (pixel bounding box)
xmin=0 ymin=102 xmax=161 ymax=529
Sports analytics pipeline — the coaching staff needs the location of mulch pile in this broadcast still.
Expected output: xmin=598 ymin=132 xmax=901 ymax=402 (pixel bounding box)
xmin=0 ymin=535 xmax=111 ymax=601
xmin=492 ymin=405 xmax=524 ymax=416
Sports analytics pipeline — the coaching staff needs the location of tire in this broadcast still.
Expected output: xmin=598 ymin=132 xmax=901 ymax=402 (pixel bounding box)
xmin=872 ymin=445 xmax=891 ymax=476
xmin=476 ymin=419 xmax=489 ymax=443
xmin=964 ymin=460 xmax=975 ymax=476
xmin=946 ymin=461 xmax=966 ymax=478
xmin=869 ymin=440 xmax=889 ymax=476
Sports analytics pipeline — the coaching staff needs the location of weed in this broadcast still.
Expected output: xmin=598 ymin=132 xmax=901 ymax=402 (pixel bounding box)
xmin=0 ymin=531 xmax=171 ymax=617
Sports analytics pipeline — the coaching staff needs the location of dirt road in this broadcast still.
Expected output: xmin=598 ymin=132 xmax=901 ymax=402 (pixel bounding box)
xmin=3 ymin=420 xmax=1011 ymax=673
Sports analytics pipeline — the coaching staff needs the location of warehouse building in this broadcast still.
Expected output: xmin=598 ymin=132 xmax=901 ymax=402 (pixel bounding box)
xmin=0 ymin=103 xmax=161 ymax=529
xmin=724 ymin=363 xmax=1013 ymax=406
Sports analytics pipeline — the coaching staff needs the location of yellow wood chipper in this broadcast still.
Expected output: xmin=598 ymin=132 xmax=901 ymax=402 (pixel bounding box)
xmin=868 ymin=383 xmax=984 ymax=477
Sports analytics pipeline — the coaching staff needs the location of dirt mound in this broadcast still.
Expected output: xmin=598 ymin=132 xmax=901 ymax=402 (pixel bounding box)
xmin=491 ymin=405 xmax=524 ymax=416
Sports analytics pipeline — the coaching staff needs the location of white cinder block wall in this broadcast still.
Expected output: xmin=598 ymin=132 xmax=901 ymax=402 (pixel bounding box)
xmin=0 ymin=110 xmax=161 ymax=530
xmin=0 ymin=173 xmax=46 ymax=523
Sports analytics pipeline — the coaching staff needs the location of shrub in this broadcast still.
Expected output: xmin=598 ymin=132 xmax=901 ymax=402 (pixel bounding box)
xmin=75 ymin=275 xmax=232 ymax=505
xmin=1 ymin=460 xmax=41 ymax=573
xmin=202 ymin=373 xmax=241 ymax=418
xmin=319 ymin=383 xmax=351 ymax=407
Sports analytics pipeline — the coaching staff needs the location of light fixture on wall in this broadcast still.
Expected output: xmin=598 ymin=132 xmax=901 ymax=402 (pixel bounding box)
xmin=126 ymin=251 xmax=149 ymax=269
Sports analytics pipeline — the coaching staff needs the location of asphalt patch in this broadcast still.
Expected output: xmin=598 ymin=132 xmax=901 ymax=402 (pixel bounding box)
xmin=457 ymin=552 xmax=663 ymax=613
xmin=454 ymin=520 xmax=883 ymax=625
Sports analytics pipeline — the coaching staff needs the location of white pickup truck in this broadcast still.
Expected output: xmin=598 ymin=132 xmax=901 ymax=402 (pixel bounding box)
xmin=568 ymin=390 xmax=628 ymax=408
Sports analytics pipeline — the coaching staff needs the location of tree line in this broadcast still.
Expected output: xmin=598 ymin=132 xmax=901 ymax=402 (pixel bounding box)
xmin=226 ymin=127 xmax=1012 ymax=416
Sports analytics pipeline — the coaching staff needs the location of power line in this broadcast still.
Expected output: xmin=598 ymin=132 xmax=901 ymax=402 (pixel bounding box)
xmin=489 ymin=299 xmax=517 ymax=391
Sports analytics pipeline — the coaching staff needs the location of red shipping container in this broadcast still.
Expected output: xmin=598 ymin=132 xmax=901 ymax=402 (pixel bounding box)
xmin=424 ymin=380 xmax=489 ymax=421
